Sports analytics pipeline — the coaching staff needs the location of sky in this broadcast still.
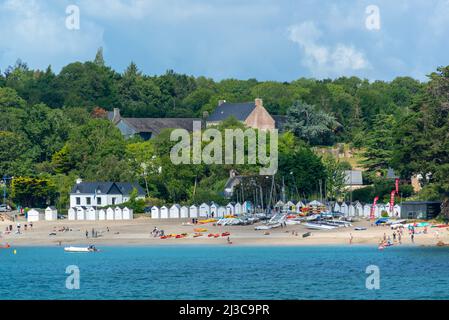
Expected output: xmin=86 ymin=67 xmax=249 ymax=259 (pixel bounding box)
xmin=0 ymin=0 xmax=448 ymax=82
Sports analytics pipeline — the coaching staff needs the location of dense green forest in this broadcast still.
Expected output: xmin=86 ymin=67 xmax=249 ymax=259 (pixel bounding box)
xmin=0 ymin=50 xmax=448 ymax=214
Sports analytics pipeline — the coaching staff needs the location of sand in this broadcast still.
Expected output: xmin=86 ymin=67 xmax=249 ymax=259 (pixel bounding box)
xmin=0 ymin=216 xmax=447 ymax=247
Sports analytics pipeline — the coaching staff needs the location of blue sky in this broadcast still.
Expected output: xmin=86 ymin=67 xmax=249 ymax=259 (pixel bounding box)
xmin=0 ymin=0 xmax=448 ymax=82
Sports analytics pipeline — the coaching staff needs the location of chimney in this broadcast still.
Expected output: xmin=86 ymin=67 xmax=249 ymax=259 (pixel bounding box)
xmin=202 ymin=111 xmax=209 ymax=119
xmin=113 ymin=108 xmax=121 ymax=122
xmin=76 ymin=178 xmax=83 ymax=185
xmin=218 ymin=100 xmax=226 ymax=106
xmin=255 ymin=98 xmax=263 ymax=108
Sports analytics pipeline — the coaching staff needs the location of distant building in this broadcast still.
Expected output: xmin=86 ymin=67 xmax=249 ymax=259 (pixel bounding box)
xmin=69 ymin=180 xmax=145 ymax=208
xmin=344 ymin=170 xmax=364 ymax=191
xmin=400 ymin=201 xmax=442 ymax=220
xmin=206 ymin=98 xmax=279 ymax=130
xmin=109 ymin=108 xmax=200 ymax=140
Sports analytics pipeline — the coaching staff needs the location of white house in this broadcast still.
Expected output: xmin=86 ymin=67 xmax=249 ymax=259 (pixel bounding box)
xmin=199 ymin=203 xmax=210 ymax=218
xmin=114 ymin=207 xmax=123 ymax=220
xmin=160 ymin=206 xmax=169 ymax=219
xmin=99 ymin=209 xmax=106 ymax=221
xmin=68 ymin=208 xmax=76 ymax=221
xmin=217 ymin=206 xmax=226 ymax=218
xmin=210 ymin=203 xmax=219 ymax=218
xmin=234 ymin=203 xmax=242 ymax=215
xmin=69 ymin=180 xmax=145 ymax=209
xmin=180 ymin=206 xmax=189 ymax=219
xmin=86 ymin=207 xmax=98 ymax=221
xmin=106 ymin=207 xmax=115 ymax=220
xmin=226 ymin=203 xmax=234 ymax=215
xmin=27 ymin=209 xmax=41 ymax=222
xmin=45 ymin=206 xmax=58 ymax=221
xmin=76 ymin=207 xmax=86 ymax=220
xmin=169 ymin=204 xmax=181 ymax=219
xmin=123 ymin=207 xmax=133 ymax=220
xmin=151 ymin=206 xmax=160 ymax=219
xmin=189 ymin=205 xmax=198 ymax=218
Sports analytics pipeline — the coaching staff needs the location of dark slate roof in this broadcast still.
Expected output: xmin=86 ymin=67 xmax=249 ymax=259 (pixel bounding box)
xmin=207 ymin=102 xmax=256 ymax=122
xmin=71 ymin=182 xmax=145 ymax=196
xmin=344 ymin=170 xmax=363 ymax=185
xmin=122 ymin=118 xmax=201 ymax=135
xmin=272 ymin=115 xmax=287 ymax=130
xmin=386 ymin=167 xmax=399 ymax=179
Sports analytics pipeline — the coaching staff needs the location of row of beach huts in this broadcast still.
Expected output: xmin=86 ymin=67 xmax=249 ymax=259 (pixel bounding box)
xmin=149 ymin=202 xmax=252 ymax=219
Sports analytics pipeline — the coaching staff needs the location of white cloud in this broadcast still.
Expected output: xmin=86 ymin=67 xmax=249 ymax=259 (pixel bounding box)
xmin=288 ymin=21 xmax=369 ymax=78
xmin=0 ymin=0 xmax=104 ymax=70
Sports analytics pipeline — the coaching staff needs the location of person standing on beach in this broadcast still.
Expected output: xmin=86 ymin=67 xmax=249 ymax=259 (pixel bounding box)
xmin=85 ymin=230 xmax=88 ymax=239
xmin=349 ymin=233 xmax=353 ymax=245
xmin=411 ymin=233 xmax=414 ymax=243
xmin=398 ymin=232 xmax=402 ymax=244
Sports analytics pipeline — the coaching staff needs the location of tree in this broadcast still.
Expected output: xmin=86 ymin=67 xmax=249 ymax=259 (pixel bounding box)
xmin=285 ymin=101 xmax=340 ymax=145
xmin=322 ymin=155 xmax=347 ymax=201
xmin=94 ymin=47 xmax=105 ymax=67
xmin=11 ymin=176 xmax=56 ymax=208
xmin=0 ymin=131 xmax=34 ymax=176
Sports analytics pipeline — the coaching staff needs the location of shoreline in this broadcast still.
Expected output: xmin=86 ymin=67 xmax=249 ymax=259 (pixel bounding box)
xmin=1 ymin=217 xmax=447 ymax=248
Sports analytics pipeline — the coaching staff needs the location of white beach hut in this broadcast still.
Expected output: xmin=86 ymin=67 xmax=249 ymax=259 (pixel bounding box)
xmin=45 ymin=206 xmax=58 ymax=221
xmin=151 ymin=206 xmax=160 ymax=219
xmin=242 ymin=201 xmax=252 ymax=213
xmin=189 ymin=205 xmax=198 ymax=218
xmin=123 ymin=207 xmax=133 ymax=220
xmin=27 ymin=209 xmax=41 ymax=222
xmin=296 ymin=201 xmax=305 ymax=213
xmin=86 ymin=207 xmax=98 ymax=221
xmin=76 ymin=207 xmax=86 ymax=220
xmin=180 ymin=206 xmax=189 ymax=219
xmin=99 ymin=209 xmax=106 ymax=221
xmin=363 ymin=204 xmax=371 ymax=218
xmin=68 ymin=208 xmax=76 ymax=221
xmin=393 ymin=204 xmax=401 ymax=218
xmin=210 ymin=203 xmax=219 ymax=218
xmin=340 ymin=202 xmax=349 ymax=216
xmin=348 ymin=204 xmax=356 ymax=217
xmin=169 ymin=204 xmax=181 ymax=219
xmin=106 ymin=207 xmax=115 ymax=220
xmin=199 ymin=203 xmax=210 ymax=218
xmin=286 ymin=201 xmax=295 ymax=212
xmin=354 ymin=202 xmax=363 ymax=217
xmin=234 ymin=203 xmax=242 ymax=215
xmin=334 ymin=202 xmax=341 ymax=213
xmin=114 ymin=207 xmax=123 ymax=220
xmin=226 ymin=203 xmax=235 ymax=215
xmin=217 ymin=206 xmax=226 ymax=218
xmin=160 ymin=206 xmax=169 ymax=219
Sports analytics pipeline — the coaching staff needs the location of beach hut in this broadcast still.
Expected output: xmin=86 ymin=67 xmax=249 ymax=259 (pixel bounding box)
xmin=274 ymin=200 xmax=284 ymax=210
xmin=151 ymin=206 xmax=160 ymax=219
xmin=333 ymin=202 xmax=341 ymax=213
xmin=76 ymin=207 xmax=86 ymax=220
xmin=189 ymin=205 xmax=198 ymax=218
xmin=68 ymin=208 xmax=76 ymax=221
xmin=99 ymin=209 xmax=106 ymax=221
xmin=160 ymin=206 xmax=169 ymax=219
xmin=199 ymin=203 xmax=210 ymax=218
xmin=169 ymin=204 xmax=181 ymax=219
xmin=226 ymin=203 xmax=235 ymax=215
xmin=348 ymin=204 xmax=356 ymax=217
xmin=393 ymin=204 xmax=401 ymax=218
xmin=363 ymin=204 xmax=371 ymax=218
xmin=27 ymin=209 xmax=41 ymax=222
xmin=45 ymin=206 xmax=58 ymax=221
xmin=114 ymin=207 xmax=123 ymax=220
xmin=354 ymin=202 xmax=363 ymax=217
xmin=296 ymin=201 xmax=305 ymax=213
xmin=340 ymin=202 xmax=349 ymax=216
xmin=123 ymin=207 xmax=133 ymax=220
xmin=86 ymin=207 xmax=98 ymax=221
xmin=286 ymin=201 xmax=295 ymax=212
xmin=106 ymin=207 xmax=115 ymax=220
xmin=217 ymin=206 xmax=226 ymax=218
xmin=234 ymin=203 xmax=242 ymax=215
xmin=210 ymin=203 xmax=219 ymax=218
xmin=242 ymin=201 xmax=252 ymax=214
xmin=180 ymin=206 xmax=189 ymax=219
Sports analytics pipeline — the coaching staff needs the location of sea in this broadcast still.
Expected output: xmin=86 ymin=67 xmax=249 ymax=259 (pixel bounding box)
xmin=1 ymin=245 xmax=448 ymax=300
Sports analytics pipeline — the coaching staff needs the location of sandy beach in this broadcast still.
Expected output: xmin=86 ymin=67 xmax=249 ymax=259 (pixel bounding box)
xmin=1 ymin=216 xmax=447 ymax=247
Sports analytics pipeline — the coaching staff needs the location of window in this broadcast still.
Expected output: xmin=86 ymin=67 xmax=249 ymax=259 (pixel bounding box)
xmin=97 ymin=197 xmax=102 ymax=205
xmin=76 ymin=197 xmax=81 ymax=205
xmin=112 ymin=198 xmax=116 ymax=205
xmin=86 ymin=197 xmax=91 ymax=205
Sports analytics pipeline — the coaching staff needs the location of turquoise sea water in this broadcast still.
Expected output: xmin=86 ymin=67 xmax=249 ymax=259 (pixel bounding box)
xmin=1 ymin=245 xmax=448 ymax=300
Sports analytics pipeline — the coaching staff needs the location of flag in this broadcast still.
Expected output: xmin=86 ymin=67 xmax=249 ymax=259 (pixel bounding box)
xmin=370 ymin=196 xmax=379 ymax=220
xmin=390 ymin=190 xmax=396 ymax=212
xmin=395 ymin=178 xmax=399 ymax=194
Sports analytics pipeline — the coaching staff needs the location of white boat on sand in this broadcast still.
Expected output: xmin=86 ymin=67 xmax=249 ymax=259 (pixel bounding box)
xmin=303 ymin=223 xmax=337 ymax=230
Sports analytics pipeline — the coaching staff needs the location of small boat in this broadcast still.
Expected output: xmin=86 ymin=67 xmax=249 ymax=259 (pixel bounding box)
xmin=285 ymin=219 xmax=301 ymax=225
xmin=64 ymin=245 xmax=98 ymax=253
xmin=302 ymin=232 xmax=311 ymax=238
xmin=303 ymin=223 xmax=337 ymax=230
xmin=0 ymin=243 xmax=11 ymax=249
